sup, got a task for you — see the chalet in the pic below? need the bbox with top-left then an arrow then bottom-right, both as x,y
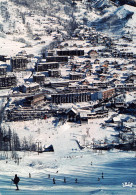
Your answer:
127,52 -> 134,58
42,50 -> 55,58
0,73 -> 16,88
36,62 -> 59,72
88,107 -> 108,119
17,50 -> 27,57
114,94 -> 126,108
88,50 -> 98,59
112,61 -> 118,66
94,59 -> 100,64
21,83 -> 39,93
71,63 -> 81,71
94,106 -> 108,114
69,73 -> 84,80
129,74 -> 136,80
46,56 -> 68,63
103,60 -> 109,65
48,69 -> 61,77
113,73 -> 119,79
119,52 -> 134,59
112,116 -> 122,125
65,107 -> 80,122
85,69 -> 91,76
51,92 -> 90,104
23,93 -> 45,107
85,60 -> 92,66
0,55 -> 7,62
33,73 -> 45,84
0,66 -> 7,75
80,112 -> 88,124
47,50 -> 55,56
81,79 -> 90,85
112,51 -> 119,58
100,75 -> 107,82
57,50 -> 84,56
10,56 -> 28,71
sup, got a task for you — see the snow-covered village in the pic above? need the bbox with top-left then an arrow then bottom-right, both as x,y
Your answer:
0,0 -> 136,194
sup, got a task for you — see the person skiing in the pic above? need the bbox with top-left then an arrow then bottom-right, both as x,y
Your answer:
64,177 -> 66,183
53,177 -> 55,184
48,174 -> 50,179
12,174 -> 20,190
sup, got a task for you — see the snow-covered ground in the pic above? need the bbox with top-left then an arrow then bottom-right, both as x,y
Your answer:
0,146 -> 136,194
0,117 -> 136,194
2,114 -> 116,148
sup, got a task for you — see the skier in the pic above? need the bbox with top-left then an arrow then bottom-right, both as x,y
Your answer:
64,177 -> 66,183
12,174 -> 20,190
53,177 -> 56,184
102,172 -> 104,179
48,174 -> 50,179
29,173 -> 31,178
75,178 -> 77,183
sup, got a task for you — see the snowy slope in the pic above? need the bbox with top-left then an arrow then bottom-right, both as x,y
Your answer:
84,1 -> 136,36
72,0 -> 136,37
0,0 -> 74,56
0,0 -> 135,50
1,112 -> 136,193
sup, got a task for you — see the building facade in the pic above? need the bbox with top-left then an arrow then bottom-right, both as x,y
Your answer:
102,88 -> 115,100
48,69 -> 61,77
57,50 -> 84,56
46,56 -> 68,63
33,74 -> 45,84
0,66 -> 7,76
69,73 -> 83,80
0,74 -> 16,88
11,56 -> 28,71
36,62 -> 59,72
24,93 -> 45,106
21,83 -> 40,93
52,92 -> 90,104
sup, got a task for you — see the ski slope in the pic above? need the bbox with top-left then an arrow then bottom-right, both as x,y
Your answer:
0,118 -> 136,194
0,150 -> 136,194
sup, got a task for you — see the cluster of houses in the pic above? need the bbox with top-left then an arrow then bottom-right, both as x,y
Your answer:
0,24 -> 135,125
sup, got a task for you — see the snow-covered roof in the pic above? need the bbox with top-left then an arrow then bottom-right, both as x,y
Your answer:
65,107 -> 78,114
23,82 -> 39,88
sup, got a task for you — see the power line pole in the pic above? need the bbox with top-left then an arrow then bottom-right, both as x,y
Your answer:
36,141 -> 41,155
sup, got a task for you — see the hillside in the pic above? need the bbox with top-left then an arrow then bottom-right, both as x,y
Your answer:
0,0 -> 135,53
